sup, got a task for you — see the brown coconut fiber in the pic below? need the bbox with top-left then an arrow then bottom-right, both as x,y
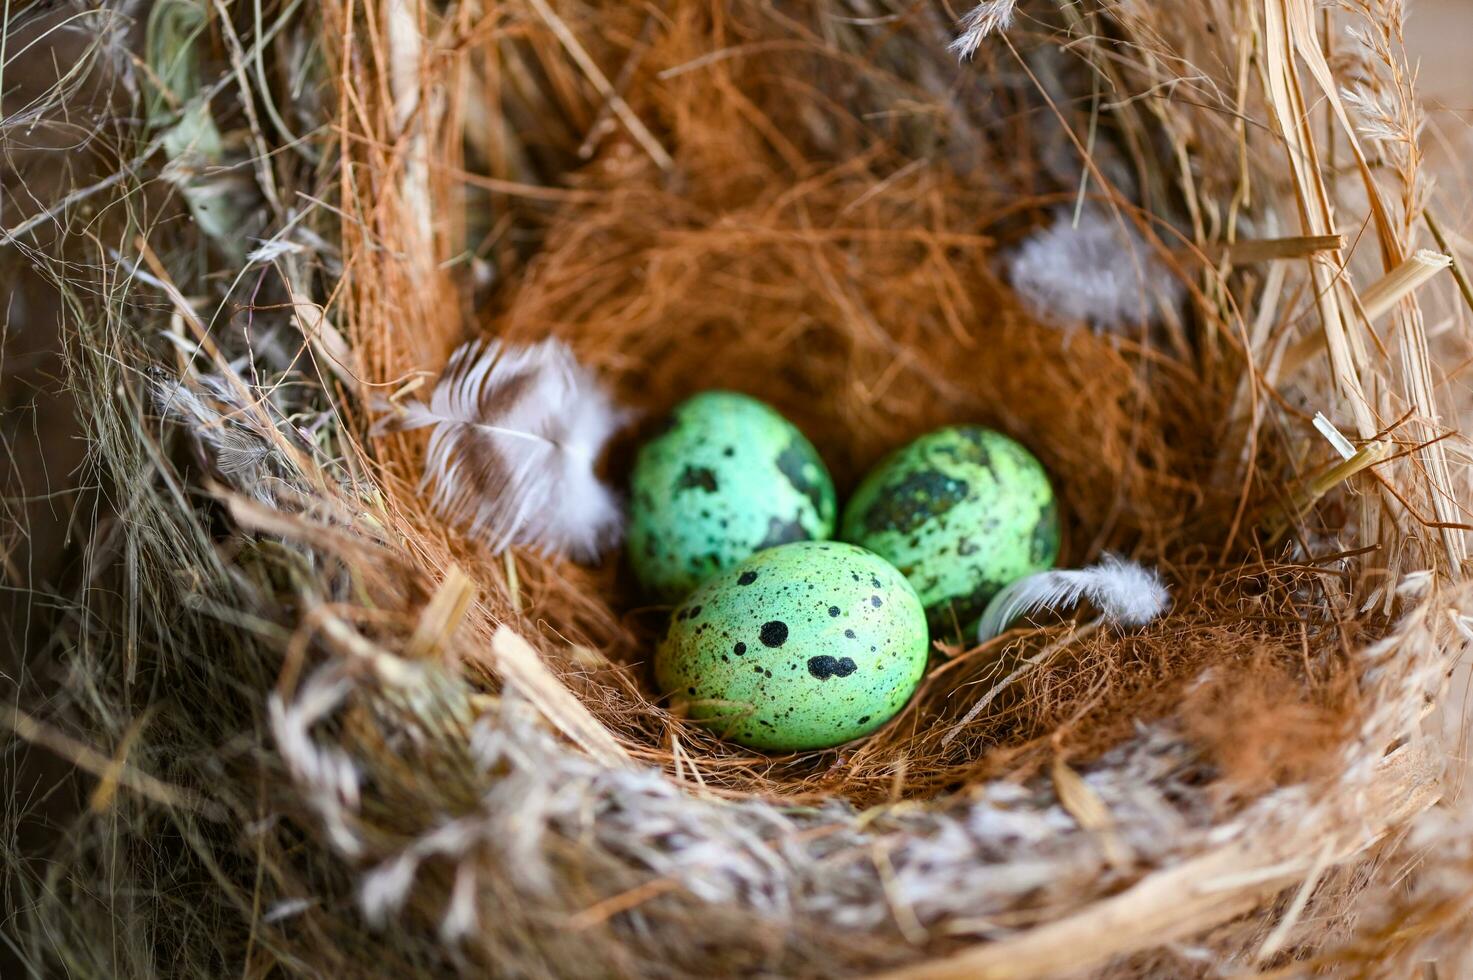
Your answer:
4,0 -> 1473,977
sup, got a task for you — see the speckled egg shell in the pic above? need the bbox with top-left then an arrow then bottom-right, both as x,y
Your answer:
655,542 -> 929,752
628,391 -> 837,603
840,426 -> 1059,638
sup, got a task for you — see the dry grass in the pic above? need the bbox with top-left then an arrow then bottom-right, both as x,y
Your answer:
3,0 -> 1472,977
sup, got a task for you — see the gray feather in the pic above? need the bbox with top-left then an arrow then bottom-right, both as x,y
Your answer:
1007,207 -> 1183,332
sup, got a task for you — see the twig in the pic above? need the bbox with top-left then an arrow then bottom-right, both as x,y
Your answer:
1425,211 -> 1473,319
1263,440 -> 1394,544
482,627 -> 632,768
526,0 -> 673,171
577,15 -> 655,160
1357,249 -> 1451,322
405,565 -> 476,659
1198,233 -> 1344,265
1277,250 -> 1449,380
1052,756 -> 1130,870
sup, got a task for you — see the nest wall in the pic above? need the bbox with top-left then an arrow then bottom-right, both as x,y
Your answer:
4,0 -> 1473,978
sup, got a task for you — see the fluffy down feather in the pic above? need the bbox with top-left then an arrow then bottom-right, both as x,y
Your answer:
382,339 -> 628,560
977,554 -> 1169,642
1007,207 -> 1183,332
948,1 -> 1019,59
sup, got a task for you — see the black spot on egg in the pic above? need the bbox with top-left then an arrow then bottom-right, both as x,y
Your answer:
759,621 -> 789,647
844,629 -> 856,639
871,595 -> 883,607
807,655 -> 858,679
675,465 -> 719,493
734,642 -> 746,655
828,606 -> 841,617
738,571 -> 758,586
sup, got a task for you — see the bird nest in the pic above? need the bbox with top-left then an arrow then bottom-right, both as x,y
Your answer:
7,0 -> 1473,977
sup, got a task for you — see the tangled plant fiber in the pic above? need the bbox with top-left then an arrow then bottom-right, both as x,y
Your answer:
3,0 -> 1472,978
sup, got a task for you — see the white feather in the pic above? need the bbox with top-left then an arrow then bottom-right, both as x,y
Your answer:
1007,206 -> 1183,332
383,339 -> 628,560
977,554 -> 1170,642
949,1 -> 1019,59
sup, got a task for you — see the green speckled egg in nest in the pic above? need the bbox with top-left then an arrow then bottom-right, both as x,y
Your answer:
628,391 -> 837,603
655,542 -> 929,752
840,426 -> 1059,638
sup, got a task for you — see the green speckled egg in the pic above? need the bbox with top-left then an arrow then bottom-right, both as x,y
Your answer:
840,426 -> 1059,638
628,391 -> 837,603
655,542 -> 928,751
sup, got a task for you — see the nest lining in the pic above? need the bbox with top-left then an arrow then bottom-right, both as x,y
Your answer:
5,0 -> 1471,977
364,1 -> 1361,806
